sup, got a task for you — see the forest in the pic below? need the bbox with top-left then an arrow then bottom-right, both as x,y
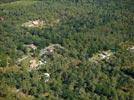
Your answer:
0,0 -> 134,100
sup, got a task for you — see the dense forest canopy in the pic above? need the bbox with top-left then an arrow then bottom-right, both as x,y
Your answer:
0,0 -> 134,100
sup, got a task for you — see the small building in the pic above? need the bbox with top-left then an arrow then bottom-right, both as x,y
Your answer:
40,46 -> 55,56
24,44 -> 37,53
44,73 -> 50,82
89,50 -> 113,62
39,44 -> 65,57
27,44 -> 37,50
32,20 -> 39,25
99,51 -> 113,60
44,61 -> 47,64
38,61 -> 44,66
22,20 -> 44,28
47,47 -> 54,53
129,46 -> 134,53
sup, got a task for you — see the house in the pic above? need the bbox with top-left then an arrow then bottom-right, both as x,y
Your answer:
129,46 -> 134,53
32,20 -> 39,25
44,73 -> 50,82
39,60 -> 47,65
38,61 -> 44,66
47,47 -> 54,53
32,20 -> 44,26
99,51 -> 113,60
22,20 -> 44,28
40,44 -> 65,56
89,50 -> 113,62
25,44 -> 37,50
40,46 -> 55,56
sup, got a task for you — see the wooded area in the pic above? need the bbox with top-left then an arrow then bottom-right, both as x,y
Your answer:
0,0 -> 134,100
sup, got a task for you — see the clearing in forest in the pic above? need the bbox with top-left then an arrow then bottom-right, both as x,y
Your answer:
22,19 -> 60,28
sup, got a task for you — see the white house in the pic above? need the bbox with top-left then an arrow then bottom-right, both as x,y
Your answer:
44,73 -> 50,82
